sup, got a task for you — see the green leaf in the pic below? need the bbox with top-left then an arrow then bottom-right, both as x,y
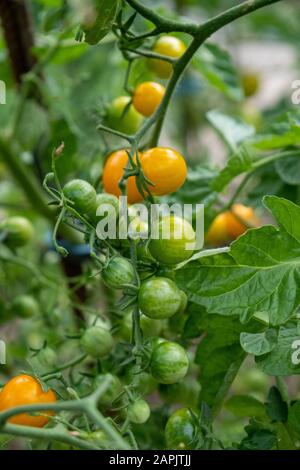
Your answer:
193,43 -> 243,101
33,41 -> 88,65
251,116 -> 300,150
189,309 -> 261,410
288,401 -> 300,437
264,195 -> 300,244
225,395 -> 266,419
82,0 -> 120,45
275,153 -> 300,185
211,145 -> 255,192
245,164 -> 298,208
182,303 -> 207,340
16,100 -> 50,151
207,110 -> 255,151
239,420 -> 277,450
35,0 -> 61,5
240,329 -> 278,356
169,166 -> 218,205
265,386 -> 288,422
256,322 -> 300,375
176,196 -> 300,326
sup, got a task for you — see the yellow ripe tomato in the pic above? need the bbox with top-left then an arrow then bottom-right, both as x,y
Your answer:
133,82 -> 166,117
142,147 -> 187,196
227,203 -> 260,239
206,204 -> 260,246
102,149 -> 143,204
0,374 -> 56,427
205,212 -> 231,246
149,36 -> 186,79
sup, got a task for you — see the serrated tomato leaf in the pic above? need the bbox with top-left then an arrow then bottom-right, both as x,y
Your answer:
240,329 -> 278,356
176,196 -> 300,326
256,322 -> 300,375
191,311 -> 261,410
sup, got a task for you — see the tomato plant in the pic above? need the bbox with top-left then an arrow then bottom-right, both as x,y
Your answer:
1,0 -> 299,455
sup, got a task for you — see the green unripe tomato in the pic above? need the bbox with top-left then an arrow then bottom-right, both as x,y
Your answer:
159,377 -> 201,407
151,341 -> 189,384
95,373 -> 123,407
138,277 -> 182,320
178,290 -> 188,314
90,193 -> 119,225
11,295 -> 39,318
167,290 -> 188,334
242,72 -> 260,97
106,96 -> 143,135
0,216 -> 34,248
81,430 -> 111,448
36,347 -> 57,368
119,311 -> 163,342
149,215 -> 196,265
165,408 -> 199,450
101,256 -> 135,289
80,326 -> 114,358
63,179 -> 97,214
128,399 -> 151,424
125,369 -> 157,395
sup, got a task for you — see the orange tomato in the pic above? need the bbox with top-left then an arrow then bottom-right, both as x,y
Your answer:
102,150 -> 143,204
227,203 -> 260,239
142,147 -> 187,196
205,212 -> 231,246
0,374 -> 56,427
206,204 -> 260,246
149,36 -> 186,79
133,82 -> 165,117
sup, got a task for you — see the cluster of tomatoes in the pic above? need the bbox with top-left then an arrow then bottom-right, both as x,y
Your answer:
0,34 -> 260,450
